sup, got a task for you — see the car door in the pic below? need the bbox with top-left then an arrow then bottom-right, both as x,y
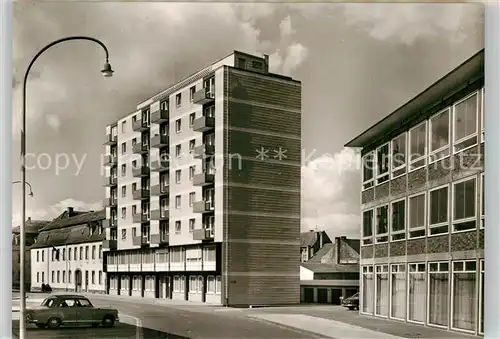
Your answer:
58,298 -> 78,325
75,298 -> 94,324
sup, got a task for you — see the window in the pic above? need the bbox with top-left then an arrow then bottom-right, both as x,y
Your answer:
390,264 -> 405,320
252,60 -> 263,69
175,170 -> 181,183
451,260 -> 477,332
375,205 -> 388,243
428,262 -> 449,327
37,272 -> 39,283
121,186 -> 126,197
173,276 -> 181,292
132,183 -> 137,192
479,259 -> 484,334
57,271 -> 60,283
429,185 -> 449,236
132,228 -> 137,237
189,139 -> 196,153
362,266 -> 374,314
408,193 -> 426,238
453,92 -> 478,153
216,276 -> 221,294
362,152 -> 374,190
375,143 -> 389,184
121,121 -> 126,133
189,218 -> 195,232
175,144 -> 181,158
85,246 -> 89,260
92,245 -> 96,259
132,138 -> 137,147
176,93 -> 182,107
79,247 -> 83,260
452,177 -> 476,232
189,192 -> 196,207
375,265 -> 389,317
73,248 -> 77,260
429,108 -> 450,162
189,113 -> 196,127
362,210 -> 373,245
160,99 -> 168,111
68,248 -> 72,261
62,249 -> 65,261
99,271 -> 103,285
189,86 -> 196,102
480,173 -> 484,229
189,276 -> 198,291
480,87 -> 484,143
99,245 -> 102,259
37,251 -> 39,262
121,207 -> 126,219
408,263 -> 426,324
121,229 -> 126,240
238,57 -> 246,67
121,142 -> 126,155
175,195 -> 181,209
409,122 -> 427,170
175,221 -> 181,233
175,119 -> 181,133
132,205 -> 137,215
121,164 -> 126,177
207,276 -> 215,293
42,272 -> 45,283
390,199 -> 405,241
189,166 -> 195,180
92,271 -> 95,284
391,133 -> 406,178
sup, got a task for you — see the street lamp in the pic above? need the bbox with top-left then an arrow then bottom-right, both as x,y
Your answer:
19,36 -> 113,339
12,180 -> 34,197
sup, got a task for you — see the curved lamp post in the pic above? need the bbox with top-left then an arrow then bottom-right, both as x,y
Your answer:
12,180 -> 34,197
19,36 -> 113,339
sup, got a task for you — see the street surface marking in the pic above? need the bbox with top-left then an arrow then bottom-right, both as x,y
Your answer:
248,314 -> 407,339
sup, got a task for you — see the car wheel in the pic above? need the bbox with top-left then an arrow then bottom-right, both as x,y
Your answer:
35,324 -> 46,329
46,317 -> 61,329
102,316 -> 115,328
347,306 -> 354,311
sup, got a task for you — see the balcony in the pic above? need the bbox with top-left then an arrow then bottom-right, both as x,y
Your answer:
151,160 -> 169,172
102,219 -> 118,229
132,120 -> 149,132
193,228 -> 214,241
103,197 -> 117,208
132,235 -> 149,246
103,155 -> 117,167
103,176 -> 117,187
104,134 -> 117,146
132,166 -> 150,178
192,200 -> 214,214
193,172 -> 215,186
151,134 -> 169,148
132,213 -> 150,224
151,109 -> 168,124
133,143 -> 149,154
193,88 -> 215,105
151,233 -> 169,245
151,184 -> 169,196
102,239 -> 117,250
192,116 -> 215,133
193,144 -> 215,159
151,209 -> 169,221
132,188 -> 150,200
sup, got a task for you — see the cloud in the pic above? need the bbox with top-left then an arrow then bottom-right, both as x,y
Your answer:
301,148 -> 361,237
12,198 -> 102,227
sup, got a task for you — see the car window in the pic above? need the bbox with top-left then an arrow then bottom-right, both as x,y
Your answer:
41,298 -> 56,308
60,299 -> 76,307
76,298 -> 92,307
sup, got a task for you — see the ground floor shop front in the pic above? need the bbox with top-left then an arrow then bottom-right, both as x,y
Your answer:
361,258 -> 484,336
106,272 -> 222,304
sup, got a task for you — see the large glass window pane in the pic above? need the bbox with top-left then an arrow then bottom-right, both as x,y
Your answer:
390,265 -> 406,319
430,109 -> 450,153
392,134 -> 406,171
362,267 -> 374,314
452,261 -> 476,332
408,264 -> 426,323
375,265 -> 389,317
409,123 -> 426,167
454,94 -> 478,142
428,262 -> 449,327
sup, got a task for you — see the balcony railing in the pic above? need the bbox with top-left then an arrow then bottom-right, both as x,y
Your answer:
151,184 -> 169,196
102,219 -> 118,228
193,88 -> 215,105
132,120 -> 149,132
193,144 -> 215,159
132,188 -> 150,200
103,176 -> 117,187
192,200 -> 214,213
193,172 -> 215,186
132,235 -> 149,246
104,134 -> 117,146
192,116 -> 215,132
151,160 -> 169,172
150,109 -> 169,124
151,209 -> 169,221
151,233 -> 169,245
151,134 -> 169,148
103,155 -> 117,167
132,143 -> 149,154
193,228 -> 214,241
103,197 -> 117,208
132,213 -> 150,224
102,239 -> 117,250
132,166 -> 150,177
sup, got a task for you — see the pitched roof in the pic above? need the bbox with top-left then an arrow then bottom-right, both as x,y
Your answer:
300,231 -> 319,247
40,210 -> 105,231
344,238 -> 360,255
306,243 -> 334,263
301,262 -> 359,273
12,219 -> 50,234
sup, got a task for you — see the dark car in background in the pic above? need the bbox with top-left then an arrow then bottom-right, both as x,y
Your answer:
340,292 -> 359,310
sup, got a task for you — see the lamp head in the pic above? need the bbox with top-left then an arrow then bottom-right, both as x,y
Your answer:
101,62 -> 114,77
28,191 -> 34,198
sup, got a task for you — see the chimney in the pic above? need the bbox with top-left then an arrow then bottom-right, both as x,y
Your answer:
67,207 -> 74,216
263,54 -> 269,71
335,237 -> 341,264
319,231 -> 324,248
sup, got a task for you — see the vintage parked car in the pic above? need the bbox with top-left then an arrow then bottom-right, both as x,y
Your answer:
25,294 -> 119,329
340,292 -> 359,310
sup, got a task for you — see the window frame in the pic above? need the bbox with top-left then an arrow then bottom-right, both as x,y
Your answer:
480,87 -> 484,143
361,209 -> 374,246
360,265 -> 374,315
175,93 -> 182,107
479,259 -> 484,335
426,261 -> 450,329
175,221 -> 181,233
480,172 -> 484,229
375,142 -> 390,185
450,260 -> 477,333
175,170 -> 181,184
390,198 -> 406,242
428,108 -> 451,163
427,184 -> 450,237
391,132 -> 407,179
175,118 -> 182,133
374,264 -> 389,318
406,262 -> 426,325
451,175 -> 477,233
375,204 -> 389,244
407,191 -> 426,239
452,90 -> 479,154
408,121 -> 427,172
389,264 -> 406,321
361,151 -> 374,190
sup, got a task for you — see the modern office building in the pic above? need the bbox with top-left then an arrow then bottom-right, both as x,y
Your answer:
345,49 -> 484,335
102,51 -> 302,306
30,208 -> 106,293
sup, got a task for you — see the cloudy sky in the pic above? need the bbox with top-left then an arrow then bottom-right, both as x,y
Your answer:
12,2 -> 483,238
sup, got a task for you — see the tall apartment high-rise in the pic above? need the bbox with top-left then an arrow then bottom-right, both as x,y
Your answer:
345,49 -> 484,336
102,51 -> 302,306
